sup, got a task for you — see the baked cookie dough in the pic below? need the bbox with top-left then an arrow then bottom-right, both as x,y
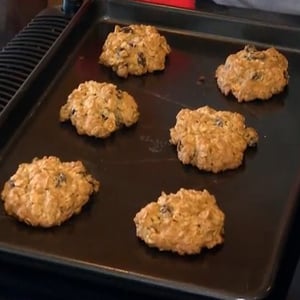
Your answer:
170,106 -> 258,173
215,45 -> 289,102
1,156 -> 100,227
99,24 -> 171,78
134,188 -> 225,255
60,81 -> 139,138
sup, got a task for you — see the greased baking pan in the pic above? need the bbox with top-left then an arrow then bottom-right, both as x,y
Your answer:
0,1 -> 300,299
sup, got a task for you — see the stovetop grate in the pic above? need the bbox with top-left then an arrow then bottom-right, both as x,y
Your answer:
0,14 -> 71,113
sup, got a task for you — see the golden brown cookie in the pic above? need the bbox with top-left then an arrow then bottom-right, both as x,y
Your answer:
99,24 -> 171,78
59,81 -> 139,138
170,106 -> 258,173
1,156 -> 100,227
215,45 -> 288,102
134,188 -> 225,255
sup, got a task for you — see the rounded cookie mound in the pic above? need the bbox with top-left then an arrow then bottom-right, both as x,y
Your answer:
215,45 -> 288,102
99,24 -> 171,78
1,156 -> 100,227
170,106 -> 258,173
134,188 -> 225,255
60,81 -> 139,138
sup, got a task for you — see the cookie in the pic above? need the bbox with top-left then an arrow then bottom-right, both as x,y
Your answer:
215,45 -> 288,102
169,106 -> 258,173
99,24 -> 171,78
1,156 -> 100,227
60,81 -> 139,138
134,188 -> 225,255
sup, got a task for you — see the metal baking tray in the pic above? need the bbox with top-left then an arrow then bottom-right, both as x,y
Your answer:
1,1 -> 300,299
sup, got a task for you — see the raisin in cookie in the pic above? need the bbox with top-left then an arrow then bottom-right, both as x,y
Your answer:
134,188 -> 225,255
170,106 -> 258,173
99,24 -> 171,78
1,156 -> 100,227
216,45 -> 288,102
60,81 -> 139,138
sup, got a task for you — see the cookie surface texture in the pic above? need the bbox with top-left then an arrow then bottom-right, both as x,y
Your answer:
1,156 -> 100,227
170,106 -> 258,173
134,188 -> 225,255
99,24 -> 171,78
60,81 -> 139,138
215,45 -> 288,102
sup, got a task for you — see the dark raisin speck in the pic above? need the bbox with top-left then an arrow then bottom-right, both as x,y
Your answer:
8,179 -> 15,188
137,52 -> 146,67
177,141 -> 183,152
120,26 -> 133,34
215,118 -> 223,127
56,173 -> 67,187
71,108 -> 76,115
101,113 -> 109,121
160,204 -> 172,216
128,42 -> 135,48
116,89 -> 123,99
79,171 -> 88,177
251,72 -> 263,81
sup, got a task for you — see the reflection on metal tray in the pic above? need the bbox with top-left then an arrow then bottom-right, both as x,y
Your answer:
0,1 -> 300,299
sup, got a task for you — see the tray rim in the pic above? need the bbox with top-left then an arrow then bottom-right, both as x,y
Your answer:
1,1 -> 300,299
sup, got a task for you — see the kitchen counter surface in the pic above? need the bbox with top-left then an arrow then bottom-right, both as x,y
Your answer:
0,1 -> 300,299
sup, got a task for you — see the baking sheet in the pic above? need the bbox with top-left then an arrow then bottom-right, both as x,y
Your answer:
1,1 -> 300,299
